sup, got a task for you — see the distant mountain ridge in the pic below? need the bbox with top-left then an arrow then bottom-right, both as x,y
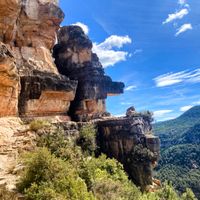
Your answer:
154,106 -> 200,199
153,106 -> 200,148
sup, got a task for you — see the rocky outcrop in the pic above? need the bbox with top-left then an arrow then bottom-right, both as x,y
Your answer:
19,70 -> 77,117
0,0 -> 160,194
53,26 -> 124,121
0,0 -> 78,117
96,111 -> 160,190
0,42 -> 19,116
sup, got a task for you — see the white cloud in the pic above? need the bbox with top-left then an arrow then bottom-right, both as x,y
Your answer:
114,113 -> 125,117
178,0 -> 189,7
97,35 -> 132,49
121,102 -> 132,105
178,0 -> 186,5
180,105 -> 193,112
93,35 -> 132,68
72,22 -> 89,35
133,49 -> 143,55
124,85 -> 137,91
175,23 -> 192,36
153,110 -> 173,118
156,116 -> 176,122
163,8 -> 189,24
154,68 -> 200,87
193,100 -> 200,105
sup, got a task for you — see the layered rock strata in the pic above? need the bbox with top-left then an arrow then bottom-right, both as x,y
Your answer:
0,0 -> 77,117
96,112 -> 160,190
0,42 -> 19,116
53,26 -> 124,121
19,70 -> 77,117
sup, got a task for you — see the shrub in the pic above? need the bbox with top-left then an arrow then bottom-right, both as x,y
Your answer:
36,126 -> 83,167
17,148 -> 94,200
29,120 -> 50,131
77,124 -> 97,155
131,144 -> 157,163
79,154 -> 141,200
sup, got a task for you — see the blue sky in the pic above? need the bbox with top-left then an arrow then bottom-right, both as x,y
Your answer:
60,0 -> 200,122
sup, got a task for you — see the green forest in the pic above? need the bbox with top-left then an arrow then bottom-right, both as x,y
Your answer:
154,106 -> 200,199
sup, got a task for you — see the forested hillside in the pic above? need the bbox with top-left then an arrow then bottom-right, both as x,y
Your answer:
154,106 -> 200,199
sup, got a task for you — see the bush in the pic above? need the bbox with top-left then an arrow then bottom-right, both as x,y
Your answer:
17,148 -> 94,200
131,144 -> 157,163
77,124 -> 97,155
36,126 -> 83,167
79,154 -> 141,200
29,120 -> 50,131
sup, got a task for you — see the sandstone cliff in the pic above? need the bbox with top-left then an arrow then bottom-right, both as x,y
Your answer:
0,0 -> 160,195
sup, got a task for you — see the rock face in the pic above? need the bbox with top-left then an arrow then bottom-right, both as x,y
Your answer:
96,112 -> 160,190
0,0 -> 78,117
0,42 -> 19,116
19,70 -> 77,117
53,26 -> 124,121
0,0 -> 160,193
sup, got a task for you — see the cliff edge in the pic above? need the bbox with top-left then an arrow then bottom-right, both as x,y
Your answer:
0,0 -> 160,195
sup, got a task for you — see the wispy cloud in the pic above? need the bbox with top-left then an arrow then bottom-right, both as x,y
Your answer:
72,22 -> 89,35
178,0 -> 186,5
154,68 -> 200,87
180,100 -> 200,112
193,100 -> 200,105
180,105 -> 193,112
178,0 -> 190,8
93,35 -> 132,68
163,8 -> 189,24
114,113 -> 125,117
124,85 -> 137,91
175,23 -> 192,36
157,116 -> 176,122
121,102 -> 132,106
133,49 -> 143,55
153,110 -> 173,118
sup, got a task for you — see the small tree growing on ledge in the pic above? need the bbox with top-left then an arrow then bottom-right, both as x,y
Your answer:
77,124 -> 97,156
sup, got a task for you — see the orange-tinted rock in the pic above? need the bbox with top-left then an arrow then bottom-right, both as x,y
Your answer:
0,0 -> 78,117
19,70 -> 77,117
0,42 -> 19,116
0,0 -> 21,44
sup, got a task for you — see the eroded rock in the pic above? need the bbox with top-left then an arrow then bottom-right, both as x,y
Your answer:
53,26 -> 124,121
96,113 -> 160,190
19,70 -> 77,117
0,42 -> 19,116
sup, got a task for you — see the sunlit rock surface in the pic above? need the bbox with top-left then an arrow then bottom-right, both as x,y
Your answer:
53,26 -> 124,121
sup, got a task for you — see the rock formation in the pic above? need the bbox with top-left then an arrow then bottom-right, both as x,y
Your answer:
0,42 -> 19,116
0,0 -> 160,193
96,111 -> 160,190
53,26 -> 124,121
0,0 -> 78,117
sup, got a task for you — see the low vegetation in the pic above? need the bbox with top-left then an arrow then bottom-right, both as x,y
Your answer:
17,124 -> 197,200
154,106 -> 200,198
29,120 -> 50,131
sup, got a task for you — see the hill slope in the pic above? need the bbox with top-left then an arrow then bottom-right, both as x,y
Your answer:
154,106 -> 200,199
153,106 -> 200,148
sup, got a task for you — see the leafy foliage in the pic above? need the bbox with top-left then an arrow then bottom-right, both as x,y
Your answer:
154,106 -> 200,199
77,124 -> 97,155
17,124 -> 197,200
17,148 -> 94,200
29,120 -> 50,132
